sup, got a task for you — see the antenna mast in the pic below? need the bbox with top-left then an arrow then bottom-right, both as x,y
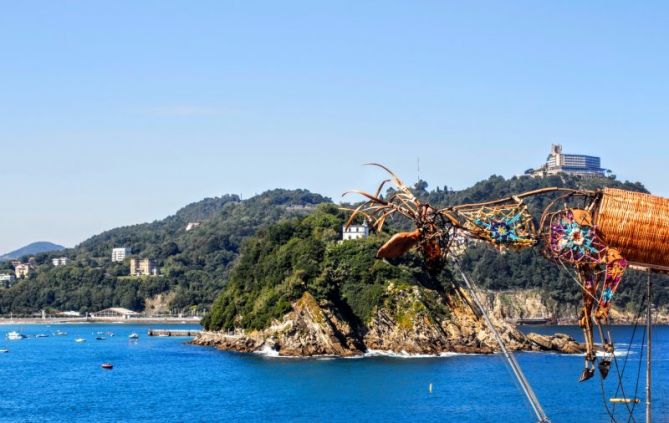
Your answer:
417,157 -> 420,182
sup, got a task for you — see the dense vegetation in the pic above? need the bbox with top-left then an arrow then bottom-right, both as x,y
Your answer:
1,171 -> 666,320
411,174 -> 668,315
205,173 -> 667,330
203,204 -> 441,331
0,190 -> 329,315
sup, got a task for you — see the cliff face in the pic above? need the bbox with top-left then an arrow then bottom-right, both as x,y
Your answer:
193,285 -> 584,357
481,289 -> 669,324
195,292 -> 364,356
362,283 -> 530,354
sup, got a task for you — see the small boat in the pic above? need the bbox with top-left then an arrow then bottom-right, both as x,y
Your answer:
128,332 -> 139,339
101,363 -> 113,370
7,331 -> 26,340
96,336 -> 106,341
75,338 -> 86,343
54,330 -> 68,336
35,334 -> 49,338
0,348 -> 8,353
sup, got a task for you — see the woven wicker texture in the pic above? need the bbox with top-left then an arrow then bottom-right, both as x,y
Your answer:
596,188 -> 669,268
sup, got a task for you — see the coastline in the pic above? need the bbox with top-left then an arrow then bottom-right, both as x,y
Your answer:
0,317 -> 202,325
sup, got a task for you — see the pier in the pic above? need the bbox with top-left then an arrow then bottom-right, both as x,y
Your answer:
147,329 -> 202,337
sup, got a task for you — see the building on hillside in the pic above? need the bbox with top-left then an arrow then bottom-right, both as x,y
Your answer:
52,257 -> 70,267
529,144 -> 606,178
129,258 -> 158,276
111,247 -> 132,262
185,222 -> 201,231
14,263 -> 31,279
286,204 -> 317,213
0,273 -> 16,288
342,223 -> 370,241
91,307 -> 141,320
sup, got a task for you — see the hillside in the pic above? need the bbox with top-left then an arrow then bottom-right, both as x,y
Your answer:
203,173 -> 668,332
0,242 -> 65,261
0,172 -> 666,319
198,204 -> 584,356
0,189 -> 329,315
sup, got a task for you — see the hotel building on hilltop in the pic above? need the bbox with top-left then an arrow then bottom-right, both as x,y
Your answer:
529,144 -> 606,178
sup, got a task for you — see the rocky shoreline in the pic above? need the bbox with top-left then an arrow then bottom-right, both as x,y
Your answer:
192,329 -> 585,357
192,286 -> 586,357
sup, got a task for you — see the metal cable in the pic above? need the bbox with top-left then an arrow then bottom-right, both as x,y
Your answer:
452,259 -> 550,423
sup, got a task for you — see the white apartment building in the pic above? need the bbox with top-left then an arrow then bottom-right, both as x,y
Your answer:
112,247 -> 132,262
0,273 -> 16,287
343,224 -> 370,241
52,257 -> 70,266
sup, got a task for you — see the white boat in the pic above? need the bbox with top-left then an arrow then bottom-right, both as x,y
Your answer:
7,331 -> 26,340
54,330 -> 68,336
75,338 -> 86,343
0,348 -> 8,353
36,334 -> 49,338
128,332 -> 139,339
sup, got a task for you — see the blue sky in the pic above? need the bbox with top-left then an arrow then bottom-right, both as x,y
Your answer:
1,1 -> 667,252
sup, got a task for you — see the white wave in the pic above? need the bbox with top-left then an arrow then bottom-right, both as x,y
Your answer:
559,350 -> 635,357
598,350 -> 634,357
253,344 -> 280,357
253,346 -> 341,359
363,349 -> 465,358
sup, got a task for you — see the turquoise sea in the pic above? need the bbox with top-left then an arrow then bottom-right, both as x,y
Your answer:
0,324 -> 667,422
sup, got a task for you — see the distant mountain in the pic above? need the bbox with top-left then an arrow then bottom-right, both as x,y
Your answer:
0,242 -> 65,261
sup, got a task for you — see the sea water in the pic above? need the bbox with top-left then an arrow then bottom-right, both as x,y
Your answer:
0,324 -> 667,422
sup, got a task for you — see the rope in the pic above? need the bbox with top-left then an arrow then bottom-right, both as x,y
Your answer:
553,260 -> 646,422
594,276 -> 647,422
599,372 -> 619,422
610,282 -> 647,418
626,324 -> 646,423
557,260 -> 600,303
452,259 -> 550,423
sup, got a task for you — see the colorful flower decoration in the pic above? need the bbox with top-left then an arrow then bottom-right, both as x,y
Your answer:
546,209 -> 605,265
596,249 -> 628,318
462,205 -> 535,249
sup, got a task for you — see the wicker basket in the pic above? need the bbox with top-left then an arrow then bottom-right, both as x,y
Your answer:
596,188 -> 669,269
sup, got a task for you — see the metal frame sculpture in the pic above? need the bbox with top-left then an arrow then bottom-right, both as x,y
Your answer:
345,164 -> 669,384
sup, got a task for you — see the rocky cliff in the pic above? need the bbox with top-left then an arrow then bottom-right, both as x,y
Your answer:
481,288 -> 669,324
193,285 -> 584,357
195,207 -> 590,357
